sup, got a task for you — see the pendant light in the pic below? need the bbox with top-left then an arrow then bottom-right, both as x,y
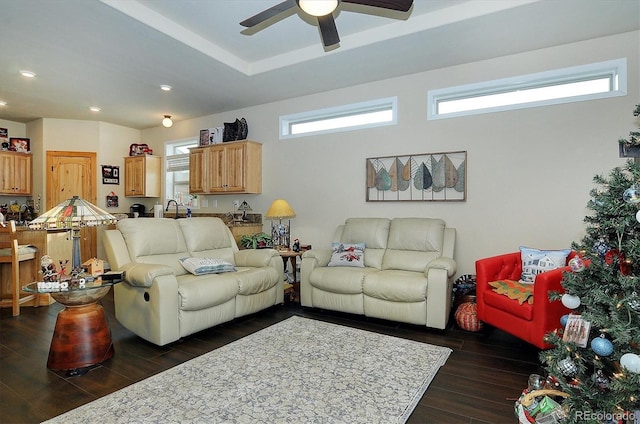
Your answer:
162,115 -> 173,128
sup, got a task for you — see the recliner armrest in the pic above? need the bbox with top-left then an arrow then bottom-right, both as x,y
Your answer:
234,248 -> 280,267
121,262 -> 175,288
425,257 -> 457,277
301,249 -> 332,267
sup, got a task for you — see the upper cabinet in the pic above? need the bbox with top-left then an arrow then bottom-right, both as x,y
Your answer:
189,140 -> 261,194
124,155 -> 161,197
0,151 -> 32,195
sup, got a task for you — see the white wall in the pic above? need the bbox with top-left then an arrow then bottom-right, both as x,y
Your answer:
3,31 -> 637,278
142,30 -> 640,277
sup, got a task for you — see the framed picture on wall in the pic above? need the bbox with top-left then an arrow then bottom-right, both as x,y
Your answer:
102,165 -> 120,184
366,150 -> 467,202
9,137 -> 30,153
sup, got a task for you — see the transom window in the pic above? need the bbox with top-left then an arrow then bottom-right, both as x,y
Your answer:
428,58 -> 627,119
280,97 -> 397,139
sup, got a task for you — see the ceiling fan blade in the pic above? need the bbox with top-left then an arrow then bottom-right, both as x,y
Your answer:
240,0 -> 297,27
318,14 -> 340,47
342,0 -> 413,12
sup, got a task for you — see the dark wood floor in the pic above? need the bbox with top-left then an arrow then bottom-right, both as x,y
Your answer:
1,292 -> 543,423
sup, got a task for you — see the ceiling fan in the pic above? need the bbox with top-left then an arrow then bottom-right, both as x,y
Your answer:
240,0 -> 414,48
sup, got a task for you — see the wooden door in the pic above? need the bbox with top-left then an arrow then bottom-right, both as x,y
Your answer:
207,146 -> 226,192
225,143 -> 246,192
46,151 -> 97,262
188,148 -> 206,194
0,152 -> 13,193
124,156 -> 143,196
14,153 -> 32,194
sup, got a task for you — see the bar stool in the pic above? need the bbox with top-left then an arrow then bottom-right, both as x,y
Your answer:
0,220 -> 38,316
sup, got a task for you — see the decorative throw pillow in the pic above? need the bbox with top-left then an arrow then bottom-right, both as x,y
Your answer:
519,246 -> 571,284
328,242 -> 365,267
489,280 -> 534,305
179,257 -> 236,275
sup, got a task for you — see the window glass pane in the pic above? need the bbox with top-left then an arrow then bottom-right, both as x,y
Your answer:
164,139 -> 198,207
428,58 -> 626,119
280,97 -> 397,139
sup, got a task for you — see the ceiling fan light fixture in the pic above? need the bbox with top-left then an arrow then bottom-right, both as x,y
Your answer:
162,115 -> 173,128
298,0 -> 338,16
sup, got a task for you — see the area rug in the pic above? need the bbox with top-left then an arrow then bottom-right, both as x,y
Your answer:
44,316 -> 451,424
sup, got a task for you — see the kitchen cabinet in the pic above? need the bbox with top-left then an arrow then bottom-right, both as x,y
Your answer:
124,155 -> 161,197
189,140 -> 261,194
0,151 -> 32,195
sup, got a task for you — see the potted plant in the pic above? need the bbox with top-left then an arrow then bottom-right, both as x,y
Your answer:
240,233 -> 272,249
618,104 -> 640,158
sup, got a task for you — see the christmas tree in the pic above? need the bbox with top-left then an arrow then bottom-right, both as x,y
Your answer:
539,105 -> 640,423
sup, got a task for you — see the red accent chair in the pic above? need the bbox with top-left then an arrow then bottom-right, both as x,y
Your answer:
475,251 -> 576,349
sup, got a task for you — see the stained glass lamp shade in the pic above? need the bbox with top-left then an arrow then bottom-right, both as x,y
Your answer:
29,196 -> 118,270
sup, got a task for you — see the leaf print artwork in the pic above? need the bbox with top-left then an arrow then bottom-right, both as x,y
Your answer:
366,151 -> 466,201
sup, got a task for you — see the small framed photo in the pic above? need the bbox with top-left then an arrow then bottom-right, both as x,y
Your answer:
9,137 -> 30,153
199,129 -> 211,147
562,314 -> 591,347
102,165 -> 120,185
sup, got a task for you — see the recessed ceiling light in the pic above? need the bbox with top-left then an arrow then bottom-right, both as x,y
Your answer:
90,106 -> 101,112
20,70 -> 36,78
0,101 -> 7,107
160,84 -> 172,91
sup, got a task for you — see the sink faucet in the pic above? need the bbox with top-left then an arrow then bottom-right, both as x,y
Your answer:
165,199 -> 179,219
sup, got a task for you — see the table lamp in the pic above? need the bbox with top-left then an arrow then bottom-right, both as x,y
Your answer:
237,200 -> 252,221
29,196 -> 118,270
265,199 -> 295,250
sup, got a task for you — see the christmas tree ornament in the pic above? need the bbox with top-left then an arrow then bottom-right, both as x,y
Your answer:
590,370 -> 609,390
620,353 -> 640,373
558,358 -> 578,376
561,293 -> 581,309
622,185 -> 640,204
629,292 -> 640,313
593,239 -> 610,257
636,209 -> 640,223
568,256 -> 586,272
590,335 -> 614,356
560,314 -> 569,327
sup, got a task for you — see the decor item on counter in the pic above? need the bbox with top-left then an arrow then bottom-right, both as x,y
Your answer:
41,316 -> 451,424
240,232 -> 272,249
29,196 -> 118,271
223,118 -> 248,142
128,143 -> 152,156
237,200 -> 252,221
0,128 -> 7,149
200,127 -> 223,146
366,150 -> 466,202
162,115 -> 173,128
9,137 -> 30,153
82,258 -> 104,277
101,165 -> 119,184
265,199 -> 295,250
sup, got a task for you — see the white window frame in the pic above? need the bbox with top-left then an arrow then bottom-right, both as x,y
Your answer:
164,138 -> 198,208
279,96 -> 398,139
427,58 -> 627,120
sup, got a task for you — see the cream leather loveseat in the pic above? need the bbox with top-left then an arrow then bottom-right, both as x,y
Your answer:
300,217 -> 456,329
103,217 -> 283,346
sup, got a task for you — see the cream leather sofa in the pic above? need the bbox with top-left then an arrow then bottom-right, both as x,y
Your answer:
300,217 -> 456,329
103,217 -> 283,346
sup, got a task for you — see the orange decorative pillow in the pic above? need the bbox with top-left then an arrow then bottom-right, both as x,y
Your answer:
488,280 -> 534,304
